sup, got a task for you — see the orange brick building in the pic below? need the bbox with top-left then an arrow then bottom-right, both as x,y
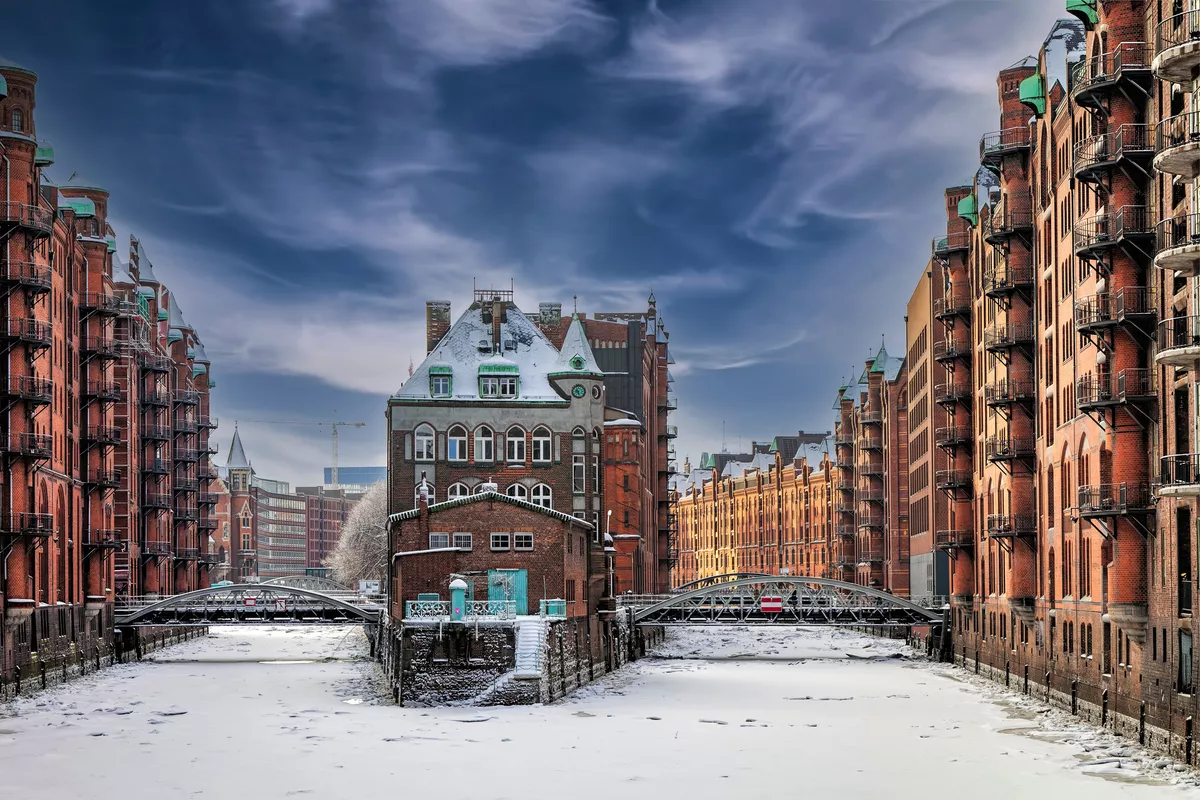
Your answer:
0,59 -> 218,684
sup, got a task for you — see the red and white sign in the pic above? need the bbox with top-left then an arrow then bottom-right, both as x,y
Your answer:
275,599 -> 287,612
243,597 -> 257,608
760,596 -> 783,614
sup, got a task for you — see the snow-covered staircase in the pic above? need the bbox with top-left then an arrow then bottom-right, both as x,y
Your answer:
514,617 -> 547,679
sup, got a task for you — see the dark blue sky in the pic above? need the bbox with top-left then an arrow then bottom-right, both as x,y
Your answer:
2,0 -> 1064,484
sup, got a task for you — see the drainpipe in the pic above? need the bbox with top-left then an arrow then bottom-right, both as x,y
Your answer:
1,142 -> 10,601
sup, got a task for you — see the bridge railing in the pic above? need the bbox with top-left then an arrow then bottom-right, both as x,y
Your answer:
404,599 -> 519,620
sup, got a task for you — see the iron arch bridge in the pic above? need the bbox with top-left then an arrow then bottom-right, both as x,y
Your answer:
114,584 -> 382,627
260,575 -> 354,593
671,572 -> 774,593
627,577 -> 942,626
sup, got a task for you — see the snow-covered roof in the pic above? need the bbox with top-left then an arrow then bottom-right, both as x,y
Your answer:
387,490 -> 595,530
392,301 -> 585,404
604,418 -> 642,428
168,295 -> 191,331
226,428 -> 250,470
136,240 -> 160,284
720,451 -> 775,479
670,468 -> 712,497
111,253 -> 134,286
193,341 -> 210,364
551,315 -> 603,378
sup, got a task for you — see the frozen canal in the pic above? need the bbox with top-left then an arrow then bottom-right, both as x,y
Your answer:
4,626 -> 1200,799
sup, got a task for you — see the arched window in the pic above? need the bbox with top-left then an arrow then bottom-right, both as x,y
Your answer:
414,424 -> 435,461
507,483 -> 529,500
572,427 -> 586,494
11,109 -> 23,133
474,483 -> 493,495
475,426 -> 493,463
447,482 -> 470,499
531,483 -> 552,509
506,426 -> 526,463
414,483 -> 435,505
531,426 -> 552,463
447,425 -> 468,461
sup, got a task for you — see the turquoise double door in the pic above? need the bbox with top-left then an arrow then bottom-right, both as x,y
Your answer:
487,568 -> 529,615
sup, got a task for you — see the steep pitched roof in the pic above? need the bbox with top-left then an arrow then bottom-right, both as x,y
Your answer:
550,314 -> 603,377
387,490 -> 594,530
869,342 -> 889,373
392,301 -> 570,403
168,295 -> 191,331
226,428 -> 250,470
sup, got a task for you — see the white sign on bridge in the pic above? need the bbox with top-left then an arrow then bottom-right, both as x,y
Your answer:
760,596 -> 783,614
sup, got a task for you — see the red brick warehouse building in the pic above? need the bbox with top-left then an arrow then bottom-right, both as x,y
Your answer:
0,58 -> 219,685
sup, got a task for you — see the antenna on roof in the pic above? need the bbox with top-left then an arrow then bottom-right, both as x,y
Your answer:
722,420 -> 726,453
573,294 -> 578,314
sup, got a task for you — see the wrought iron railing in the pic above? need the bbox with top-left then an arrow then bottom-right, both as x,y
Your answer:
1156,12 -> 1200,67
983,322 -> 1035,350
1074,124 -> 1152,174
1073,206 -> 1151,254
1160,453 -> 1200,490
985,436 -> 1036,461
983,263 -> 1034,295
1156,112 -> 1200,165
1156,213 -> 1200,260
935,529 -> 973,549
1077,483 -> 1153,515
0,260 -> 52,289
932,232 -> 970,256
1072,42 -> 1149,93
986,514 -> 1036,538
979,127 -> 1031,162
935,427 -> 971,447
1158,315 -> 1200,353
0,202 -> 54,233
933,296 -> 971,318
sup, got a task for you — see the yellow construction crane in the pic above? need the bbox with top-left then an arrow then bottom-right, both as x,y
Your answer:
236,416 -> 366,488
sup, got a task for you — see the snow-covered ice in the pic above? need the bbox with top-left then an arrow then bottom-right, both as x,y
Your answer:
2,625 -> 1200,799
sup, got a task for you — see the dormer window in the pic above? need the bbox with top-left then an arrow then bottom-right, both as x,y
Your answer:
479,363 -> 519,399
429,366 -> 453,398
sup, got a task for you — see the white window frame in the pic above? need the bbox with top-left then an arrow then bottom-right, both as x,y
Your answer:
430,374 -> 451,397
414,424 -> 435,462
447,483 -> 470,499
514,532 -> 534,551
507,483 -> 529,501
506,427 -> 526,463
429,532 -> 450,549
453,532 -> 473,551
490,532 -> 511,551
498,377 -> 518,397
447,425 -> 468,462
573,455 -> 585,494
475,426 -> 494,462
480,376 -> 500,398
531,427 -> 552,463
414,484 -> 435,505
531,483 -> 552,509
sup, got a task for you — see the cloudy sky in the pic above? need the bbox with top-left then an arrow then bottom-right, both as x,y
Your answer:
3,0 -> 1066,485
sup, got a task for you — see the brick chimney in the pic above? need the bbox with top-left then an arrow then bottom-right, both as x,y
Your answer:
425,301 -> 451,354
492,296 -> 504,353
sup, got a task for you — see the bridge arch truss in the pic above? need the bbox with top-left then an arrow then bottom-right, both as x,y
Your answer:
115,584 -> 381,627
632,577 -> 942,626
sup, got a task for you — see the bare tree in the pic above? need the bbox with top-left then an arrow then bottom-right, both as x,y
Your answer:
328,482 -> 388,586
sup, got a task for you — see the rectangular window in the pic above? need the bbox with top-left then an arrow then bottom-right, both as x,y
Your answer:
573,455 -> 585,493
499,377 -> 517,397
429,532 -> 450,549
592,456 -> 599,491
453,532 -> 473,551
430,375 -> 451,397
490,532 -> 510,551
565,580 -> 576,602
514,533 -> 533,551
480,377 -> 499,397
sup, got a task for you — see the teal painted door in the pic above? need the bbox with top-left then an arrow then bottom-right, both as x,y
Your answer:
487,569 -> 529,615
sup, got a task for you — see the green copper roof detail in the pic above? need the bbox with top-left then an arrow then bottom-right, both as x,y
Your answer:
186,346 -> 196,359
192,364 -> 207,377
58,195 -> 96,218
208,379 -> 217,388
157,307 -> 168,321
34,143 -> 53,167
0,74 -> 7,98
870,342 -> 890,373
167,328 -> 183,344
105,234 -> 116,253
1019,73 -> 1045,116
1065,0 -> 1097,28
957,193 -> 978,227
428,365 -> 453,374
479,363 -> 519,374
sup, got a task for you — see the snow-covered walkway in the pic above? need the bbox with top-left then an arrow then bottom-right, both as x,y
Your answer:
2,625 -> 1199,799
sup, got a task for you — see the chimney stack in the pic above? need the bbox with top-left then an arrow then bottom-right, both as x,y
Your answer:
492,296 -> 504,353
425,301 -> 451,354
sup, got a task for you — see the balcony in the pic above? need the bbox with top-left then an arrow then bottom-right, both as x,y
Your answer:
84,379 -> 122,402
198,416 -> 219,430
82,336 -> 120,360
857,514 -> 884,530
199,465 -> 219,481
985,436 -> 1035,464
859,410 -> 883,425
979,127 -> 1031,172
664,424 -> 678,439
835,525 -> 856,538
83,530 -> 123,552
1074,287 -> 1156,335
933,296 -> 971,322
174,478 -> 199,493
141,389 -> 170,407
834,433 -> 855,446
1078,483 -> 1154,518
859,437 -> 882,451
140,353 -> 173,372
983,322 -> 1035,354
199,517 -> 219,531
174,417 -> 198,434
1074,125 -> 1154,184
934,382 -> 972,407
987,514 -> 1036,540
982,207 -> 1034,248
79,292 -> 122,316
1070,43 -> 1151,109
174,390 -> 200,406
1076,369 -> 1155,413
835,553 -> 857,569
141,424 -> 171,441
935,470 -> 973,492
174,448 -> 200,462
1154,214 -> 1200,276
0,202 -> 54,237
1155,113 -> 1200,179
0,512 -> 54,537
142,459 -> 170,475
984,379 -> 1036,410
85,469 -> 122,489
5,375 -> 53,405
143,493 -> 171,510
1161,454 -> 1200,497
1157,315 -> 1200,368
173,548 -> 200,561
2,432 -> 52,459
0,261 -> 52,293
84,425 -> 122,446
1073,206 -> 1152,261
932,337 -> 972,364
858,463 -> 883,477
198,492 -> 220,506
2,318 -> 52,348
835,500 -> 855,514
935,426 -> 972,449
141,539 -> 171,556
1154,11 -> 1200,84
932,232 -> 970,258
859,489 -> 885,504
983,263 -> 1034,299
199,552 -> 221,566
935,529 -> 974,550
174,506 -> 199,521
